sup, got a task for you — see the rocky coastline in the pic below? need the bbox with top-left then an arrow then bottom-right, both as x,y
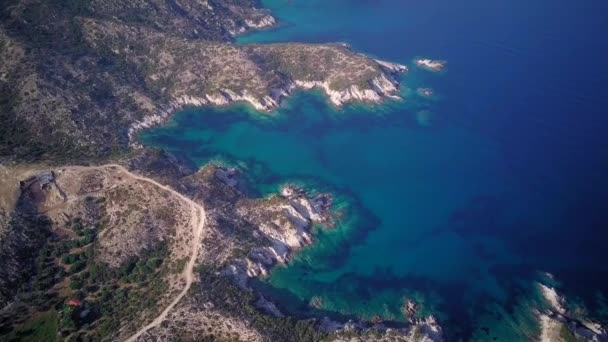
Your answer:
536,281 -> 607,342
229,13 -> 277,36
196,165 -> 445,341
127,58 -> 408,147
223,181 -> 334,285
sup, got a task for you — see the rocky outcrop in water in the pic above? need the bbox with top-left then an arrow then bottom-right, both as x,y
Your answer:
222,183 -> 333,286
537,281 -> 608,342
320,314 -> 444,342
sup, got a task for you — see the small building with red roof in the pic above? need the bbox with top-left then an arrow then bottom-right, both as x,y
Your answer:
67,298 -> 82,307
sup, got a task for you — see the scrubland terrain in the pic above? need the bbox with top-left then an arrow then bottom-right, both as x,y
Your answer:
0,0 -> 405,163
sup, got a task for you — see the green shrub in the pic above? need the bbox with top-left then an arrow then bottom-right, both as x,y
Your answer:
70,260 -> 87,274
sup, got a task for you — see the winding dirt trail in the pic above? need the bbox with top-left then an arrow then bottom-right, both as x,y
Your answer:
70,164 -> 206,342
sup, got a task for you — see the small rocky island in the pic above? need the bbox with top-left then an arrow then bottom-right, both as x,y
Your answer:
415,59 -> 447,72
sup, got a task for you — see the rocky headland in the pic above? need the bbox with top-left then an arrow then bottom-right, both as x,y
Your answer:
175,159 -> 444,341
0,0 -> 407,162
536,281 -> 607,342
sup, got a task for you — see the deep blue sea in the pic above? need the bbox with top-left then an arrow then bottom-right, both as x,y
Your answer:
142,0 -> 608,339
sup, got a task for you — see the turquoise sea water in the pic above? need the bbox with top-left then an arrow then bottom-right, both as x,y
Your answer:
142,0 -> 608,339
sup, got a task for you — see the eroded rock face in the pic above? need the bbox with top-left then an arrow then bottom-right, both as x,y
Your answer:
108,37 -> 409,145
227,182 -> 334,286
168,164 -> 335,286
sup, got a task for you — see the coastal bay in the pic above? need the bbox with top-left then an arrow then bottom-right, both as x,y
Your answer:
4,0 -> 606,340
142,0 -> 608,340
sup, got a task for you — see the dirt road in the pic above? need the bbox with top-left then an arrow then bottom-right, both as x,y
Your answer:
68,164 -> 206,342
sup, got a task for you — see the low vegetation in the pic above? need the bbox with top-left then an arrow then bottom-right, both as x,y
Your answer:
0,215 -> 172,341
1,310 -> 58,342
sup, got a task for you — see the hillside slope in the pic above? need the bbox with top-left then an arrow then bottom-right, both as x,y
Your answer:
0,0 -> 405,162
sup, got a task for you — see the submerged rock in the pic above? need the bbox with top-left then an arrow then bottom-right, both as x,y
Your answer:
309,296 -> 324,309
417,87 -> 434,98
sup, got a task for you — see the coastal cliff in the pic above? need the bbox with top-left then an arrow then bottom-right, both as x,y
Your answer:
126,56 -> 406,146
226,183 -> 333,282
